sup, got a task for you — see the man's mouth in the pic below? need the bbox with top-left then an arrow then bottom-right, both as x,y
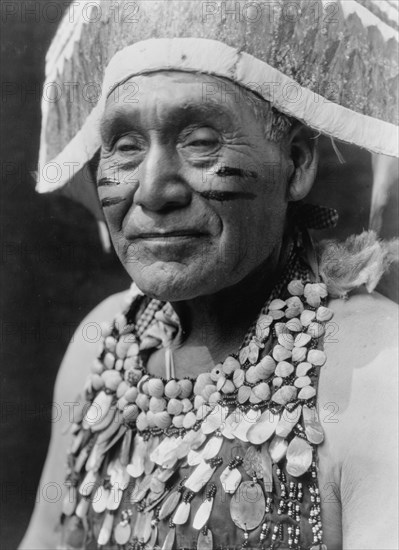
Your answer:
134,230 -> 206,240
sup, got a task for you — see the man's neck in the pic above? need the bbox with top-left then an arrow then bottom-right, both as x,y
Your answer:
170,239 -> 291,367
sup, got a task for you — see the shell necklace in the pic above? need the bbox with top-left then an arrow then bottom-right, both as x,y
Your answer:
62,254 -> 331,550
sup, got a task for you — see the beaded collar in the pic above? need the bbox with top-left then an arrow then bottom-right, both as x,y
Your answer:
60,247 -> 331,550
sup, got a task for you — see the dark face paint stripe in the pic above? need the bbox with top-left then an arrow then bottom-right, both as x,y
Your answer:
101,197 -> 127,207
216,166 -> 258,179
97,177 -> 123,187
199,190 -> 256,201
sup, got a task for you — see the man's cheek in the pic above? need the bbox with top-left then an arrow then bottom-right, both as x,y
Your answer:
98,157 -> 140,181
114,239 -> 146,271
211,225 -> 244,269
123,243 -> 142,266
104,229 -> 132,262
103,203 -> 128,234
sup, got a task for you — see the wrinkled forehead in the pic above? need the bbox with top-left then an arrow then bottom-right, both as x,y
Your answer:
108,70 -> 220,97
106,70 -> 255,107
101,71 -> 263,132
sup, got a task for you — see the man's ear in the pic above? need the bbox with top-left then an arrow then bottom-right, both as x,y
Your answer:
287,124 -> 319,202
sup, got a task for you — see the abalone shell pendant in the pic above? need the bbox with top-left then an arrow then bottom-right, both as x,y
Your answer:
197,528 -> 214,550
286,436 -> 313,477
185,460 -> 220,493
161,526 -> 176,550
158,489 -> 182,520
172,500 -> 191,525
92,485 -> 109,514
230,480 -> 266,531
220,465 -> 242,494
114,520 -> 131,545
193,497 -> 214,530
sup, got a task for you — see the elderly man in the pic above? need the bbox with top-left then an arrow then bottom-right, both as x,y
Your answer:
21,2 -> 398,549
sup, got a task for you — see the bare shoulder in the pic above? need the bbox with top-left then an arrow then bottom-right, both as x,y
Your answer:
318,291 -> 398,549
319,290 -> 398,414
54,290 -> 130,403
19,290 -> 130,549
327,289 -> 398,345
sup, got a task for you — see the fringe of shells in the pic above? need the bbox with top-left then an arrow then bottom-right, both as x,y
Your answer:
62,279 -> 331,550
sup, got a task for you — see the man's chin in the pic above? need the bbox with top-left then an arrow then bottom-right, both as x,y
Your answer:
127,263 -> 218,302
133,280 -> 195,303
126,263 -> 192,302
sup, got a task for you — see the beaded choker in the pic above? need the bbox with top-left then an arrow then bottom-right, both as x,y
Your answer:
60,251 -> 330,550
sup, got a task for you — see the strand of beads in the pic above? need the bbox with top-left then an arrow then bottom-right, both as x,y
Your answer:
68,275 -> 331,550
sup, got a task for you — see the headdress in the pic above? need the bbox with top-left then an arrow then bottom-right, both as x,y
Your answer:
37,0 -> 398,220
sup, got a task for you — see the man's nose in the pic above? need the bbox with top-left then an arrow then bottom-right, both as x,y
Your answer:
134,143 -> 191,212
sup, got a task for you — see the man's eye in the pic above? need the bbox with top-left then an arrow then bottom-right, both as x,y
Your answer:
114,135 -> 143,152
182,128 -> 220,149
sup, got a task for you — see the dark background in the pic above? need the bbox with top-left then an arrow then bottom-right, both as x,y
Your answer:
0,1 -> 397,548
0,2 -> 131,547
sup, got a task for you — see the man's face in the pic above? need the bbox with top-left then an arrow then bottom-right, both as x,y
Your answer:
98,72 -> 293,301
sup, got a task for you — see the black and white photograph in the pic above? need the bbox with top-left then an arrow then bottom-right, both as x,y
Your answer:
1,1 -> 398,549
